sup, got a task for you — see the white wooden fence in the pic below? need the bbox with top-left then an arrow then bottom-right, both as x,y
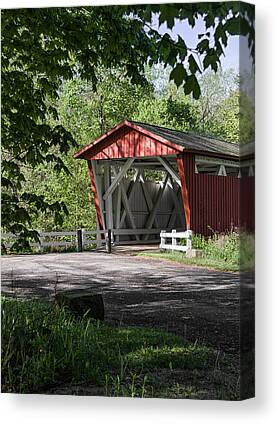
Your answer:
2,228 -> 173,252
2,228 -> 192,253
160,229 -> 193,252
1,230 -> 104,252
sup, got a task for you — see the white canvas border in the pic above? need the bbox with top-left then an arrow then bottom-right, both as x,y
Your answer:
1,0 -> 278,423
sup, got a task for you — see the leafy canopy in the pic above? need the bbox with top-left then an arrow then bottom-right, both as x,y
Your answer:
132,2 -> 254,98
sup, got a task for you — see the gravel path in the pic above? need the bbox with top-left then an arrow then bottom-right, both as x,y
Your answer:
1,251 -> 241,352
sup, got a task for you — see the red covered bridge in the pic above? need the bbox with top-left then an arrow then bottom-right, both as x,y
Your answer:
74,120 -> 254,244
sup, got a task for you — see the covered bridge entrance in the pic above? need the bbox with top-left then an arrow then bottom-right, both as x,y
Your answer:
74,120 -> 254,244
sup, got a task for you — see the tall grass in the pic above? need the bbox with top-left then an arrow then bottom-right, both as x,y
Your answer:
191,231 -> 240,264
1,297 -> 211,395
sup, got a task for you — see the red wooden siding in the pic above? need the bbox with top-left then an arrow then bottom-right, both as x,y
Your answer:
182,153 -> 254,236
83,127 -> 181,160
87,160 -> 104,230
240,177 -> 255,233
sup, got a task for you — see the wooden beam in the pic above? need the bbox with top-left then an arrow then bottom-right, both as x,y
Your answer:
158,157 -> 181,187
143,174 -> 169,240
166,181 -> 178,229
133,168 -> 139,182
218,164 -> 227,176
113,228 -> 162,236
104,163 -> 113,230
134,168 -> 145,183
115,239 -> 160,246
120,182 -> 140,241
140,173 -> 159,229
177,155 -> 191,230
115,184 -> 122,243
167,210 -> 178,229
167,176 -> 184,228
119,172 -> 141,228
240,159 -> 255,168
248,165 -> 254,176
195,155 -> 239,168
140,173 -> 159,240
103,157 -> 134,200
168,177 -> 183,214
88,160 -> 105,230
133,162 -> 164,167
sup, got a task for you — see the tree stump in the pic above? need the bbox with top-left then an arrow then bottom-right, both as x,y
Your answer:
55,290 -> 104,321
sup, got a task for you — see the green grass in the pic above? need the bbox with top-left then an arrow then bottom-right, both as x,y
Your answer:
1,244 -> 98,256
2,297 -> 214,397
135,232 -> 254,273
136,251 -> 239,272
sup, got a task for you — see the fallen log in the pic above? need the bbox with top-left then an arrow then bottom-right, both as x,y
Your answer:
55,290 -> 104,321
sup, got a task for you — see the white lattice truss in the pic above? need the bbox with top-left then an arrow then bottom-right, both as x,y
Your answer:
90,157 -> 185,244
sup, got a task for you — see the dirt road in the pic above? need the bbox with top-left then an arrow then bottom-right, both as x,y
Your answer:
1,251 -> 242,352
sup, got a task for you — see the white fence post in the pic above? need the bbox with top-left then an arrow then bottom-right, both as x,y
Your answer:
160,230 -> 166,250
172,229 -> 176,252
187,230 -> 192,251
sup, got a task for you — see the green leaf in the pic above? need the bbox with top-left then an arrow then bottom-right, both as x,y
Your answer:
240,18 -> 251,36
188,54 -> 200,74
176,35 -> 187,61
221,31 -> 228,47
197,39 -> 209,54
188,14 -> 196,27
203,50 -> 218,72
169,64 -> 187,88
183,75 -> 201,99
214,23 -> 224,41
192,77 -> 201,100
166,49 -> 178,67
205,12 -> 215,28
159,5 -> 176,29
224,17 -> 240,35
144,5 -> 152,22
